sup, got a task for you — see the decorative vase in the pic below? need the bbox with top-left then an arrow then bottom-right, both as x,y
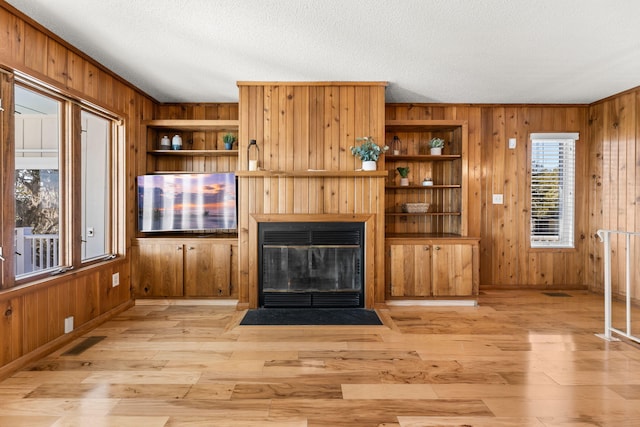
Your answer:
171,134 -> 182,150
362,160 -> 377,171
430,147 -> 442,155
159,135 -> 171,150
400,177 -> 409,186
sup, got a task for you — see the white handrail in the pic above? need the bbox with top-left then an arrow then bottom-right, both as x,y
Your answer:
596,229 -> 640,343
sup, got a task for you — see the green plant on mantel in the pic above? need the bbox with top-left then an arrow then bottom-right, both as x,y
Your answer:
350,136 -> 389,161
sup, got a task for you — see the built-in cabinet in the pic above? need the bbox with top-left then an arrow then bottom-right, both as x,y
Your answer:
133,238 -> 237,298
383,119 -> 478,299
134,119 -> 239,298
386,238 -> 479,298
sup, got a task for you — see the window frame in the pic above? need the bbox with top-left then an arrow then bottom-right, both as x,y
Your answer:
528,132 -> 579,251
3,72 -> 124,289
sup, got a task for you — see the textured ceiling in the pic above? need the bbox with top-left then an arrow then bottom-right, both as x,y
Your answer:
5,0 -> 640,104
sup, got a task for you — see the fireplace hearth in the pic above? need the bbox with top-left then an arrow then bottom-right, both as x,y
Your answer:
258,222 -> 365,308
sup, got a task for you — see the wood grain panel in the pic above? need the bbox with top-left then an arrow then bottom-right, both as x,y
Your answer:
588,88 -> 640,303
387,104 -> 589,290
238,82 -> 387,308
0,4 -> 148,376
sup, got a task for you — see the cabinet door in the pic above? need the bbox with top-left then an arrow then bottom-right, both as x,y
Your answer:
134,243 -> 184,297
388,244 -> 432,297
184,242 -> 231,297
431,244 -> 473,296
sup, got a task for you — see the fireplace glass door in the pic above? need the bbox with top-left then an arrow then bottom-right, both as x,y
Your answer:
259,222 -> 364,307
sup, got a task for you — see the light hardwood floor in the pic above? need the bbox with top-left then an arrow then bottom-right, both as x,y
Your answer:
1,290 -> 639,426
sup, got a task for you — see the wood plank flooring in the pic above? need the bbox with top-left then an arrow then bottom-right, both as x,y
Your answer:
1,290 -> 640,426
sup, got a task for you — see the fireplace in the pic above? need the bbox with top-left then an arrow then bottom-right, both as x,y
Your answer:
258,222 -> 365,308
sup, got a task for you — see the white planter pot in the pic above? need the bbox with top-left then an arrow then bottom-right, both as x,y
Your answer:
362,160 -> 377,171
430,147 -> 442,155
400,177 -> 409,186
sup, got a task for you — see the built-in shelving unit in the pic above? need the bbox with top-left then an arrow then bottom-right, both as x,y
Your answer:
383,119 -> 478,298
143,119 -> 239,174
384,119 -> 468,237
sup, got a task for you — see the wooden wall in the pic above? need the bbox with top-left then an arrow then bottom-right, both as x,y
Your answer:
0,3 -> 154,376
588,88 -> 640,301
386,104 -> 590,288
237,82 -> 387,308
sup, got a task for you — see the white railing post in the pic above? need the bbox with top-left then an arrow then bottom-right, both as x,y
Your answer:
597,229 -> 639,344
597,229 -> 614,341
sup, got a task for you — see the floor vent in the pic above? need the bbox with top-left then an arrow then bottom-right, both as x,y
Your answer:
542,292 -> 572,297
62,336 -> 106,356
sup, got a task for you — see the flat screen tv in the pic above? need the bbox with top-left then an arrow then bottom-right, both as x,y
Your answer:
137,173 -> 237,233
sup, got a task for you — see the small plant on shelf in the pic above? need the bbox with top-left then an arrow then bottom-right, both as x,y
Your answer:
396,167 -> 409,178
429,137 -> 445,155
223,133 -> 237,150
396,166 -> 410,186
429,137 -> 445,148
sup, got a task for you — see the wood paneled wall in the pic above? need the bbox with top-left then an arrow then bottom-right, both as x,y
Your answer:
386,104 -> 590,288
588,88 -> 640,301
237,82 -> 387,308
0,3 -> 153,376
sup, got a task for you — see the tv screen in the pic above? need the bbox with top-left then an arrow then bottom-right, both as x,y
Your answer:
137,173 -> 237,233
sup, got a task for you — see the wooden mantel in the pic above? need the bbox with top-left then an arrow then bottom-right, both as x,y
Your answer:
236,82 -> 387,309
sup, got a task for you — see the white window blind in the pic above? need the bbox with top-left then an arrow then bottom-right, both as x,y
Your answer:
529,133 -> 578,248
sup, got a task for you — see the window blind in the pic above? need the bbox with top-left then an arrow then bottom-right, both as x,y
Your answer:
530,133 -> 577,248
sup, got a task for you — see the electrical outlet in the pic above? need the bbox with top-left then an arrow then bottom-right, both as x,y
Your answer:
112,272 -> 120,287
508,138 -> 517,149
64,316 -> 74,333
492,194 -> 504,204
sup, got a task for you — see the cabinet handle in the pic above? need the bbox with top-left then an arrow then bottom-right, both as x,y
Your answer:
188,246 -> 195,251
434,246 -> 441,251
177,246 -> 182,251
423,246 -> 430,251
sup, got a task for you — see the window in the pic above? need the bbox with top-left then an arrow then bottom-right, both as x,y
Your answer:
14,85 -> 63,277
81,110 -> 112,261
529,132 -> 578,249
8,76 -> 122,286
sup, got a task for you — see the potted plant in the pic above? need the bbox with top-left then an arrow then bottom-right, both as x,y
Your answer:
350,136 -> 389,171
396,166 -> 410,186
429,137 -> 445,155
223,133 -> 237,150
422,177 -> 433,186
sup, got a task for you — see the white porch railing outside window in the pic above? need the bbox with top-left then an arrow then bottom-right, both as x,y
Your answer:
14,227 -> 59,275
596,229 -> 640,344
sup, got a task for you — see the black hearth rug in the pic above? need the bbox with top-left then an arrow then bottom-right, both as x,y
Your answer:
240,308 -> 383,326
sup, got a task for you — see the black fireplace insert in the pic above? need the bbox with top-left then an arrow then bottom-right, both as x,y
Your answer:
258,222 -> 365,308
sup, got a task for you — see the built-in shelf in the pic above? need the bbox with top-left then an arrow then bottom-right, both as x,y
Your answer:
386,184 -> 461,189
148,149 -> 238,157
235,170 -> 388,177
143,119 -> 239,131
386,154 -> 461,161
386,212 -> 462,216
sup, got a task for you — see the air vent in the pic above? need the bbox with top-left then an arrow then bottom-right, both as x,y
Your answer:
311,230 -> 361,245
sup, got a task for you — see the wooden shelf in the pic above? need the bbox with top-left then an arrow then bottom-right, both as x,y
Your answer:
143,119 -> 239,131
386,212 -> 462,216
386,184 -> 461,189
148,149 -> 238,157
386,154 -> 460,161
385,119 -> 466,132
236,170 -> 388,177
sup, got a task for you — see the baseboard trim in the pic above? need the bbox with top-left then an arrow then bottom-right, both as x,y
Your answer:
0,299 -> 134,380
385,299 -> 478,307
135,299 -> 239,306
